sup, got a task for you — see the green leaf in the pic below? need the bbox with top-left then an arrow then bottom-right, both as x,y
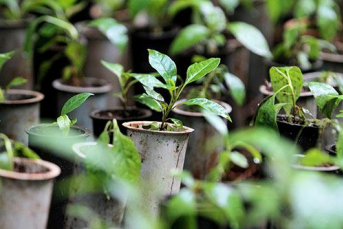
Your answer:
317,2 -> 340,41
131,74 -> 167,89
168,118 -> 183,130
61,93 -> 94,115
148,49 -> 177,87
65,41 -> 86,72
229,151 -> 248,168
128,0 -> 151,17
135,94 -> 162,112
270,66 -> 303,115
171,170 -> 195,187
142,121 -> 160,131
254,95 -> 285,131
228,22 -> 272,59
143,86 -> 164,102
185,58 -> 220,85
218,0 -> 239,14
294,0 -> 316,18
201,3 -> 226,32
224,72 -> 245,106
5,77 -> 27,91
308,82 -> 342,118
180,98 -> 231,121
111,120 -> 141,183
101,60 -> 123,86
336,130 -> 343,158
12,141 -> 39,159
0,51 -> 15,71
170,24 -> 210,56
57,114 -> 72,135
300,149 -> 334,167
204,112 -> 228,136
89,18 -> 128,52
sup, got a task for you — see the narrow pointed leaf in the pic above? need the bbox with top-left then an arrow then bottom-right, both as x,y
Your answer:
131,74 -> 167,89
224,72 -> 245,106
5,77 -> 27,91
61,92 -> 94,115
148,49 -> 177,86
169,118 -> 183,130
186,58 -> 220,85
135,94 -> 162,112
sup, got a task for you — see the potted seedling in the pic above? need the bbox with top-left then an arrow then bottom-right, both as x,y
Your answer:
122,49 -> 231,216
169,0 -> 272,76
65,119 -> 141,228
172,62 -> 245,179
0,133 -> 61,229
255,66 -> 343,151
26,92 -> 92,229
0,51 -> 44,144
77,17 -> 129,108
127,0 -> 183,73
90,60 -> 158,137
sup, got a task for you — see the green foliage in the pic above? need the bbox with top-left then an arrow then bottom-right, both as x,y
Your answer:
266,0 -> 295,23
170,1 -> 271,58
89,18 -> 128,52
57,93 -> 93,135
0,133 -> 39,171
136,49 -> 231,131
308,82 -> 343,118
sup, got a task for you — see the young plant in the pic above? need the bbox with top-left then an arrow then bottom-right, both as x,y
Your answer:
169,0 -> 272,59
187,56 -> 245,106
255,66 -> 343,131
0,133 -> 39,171
56,92 -> 93,135
272,21 -> 336,70
0,51 -> 27,102
101,60 -> 167,111
135,49 -> 232,131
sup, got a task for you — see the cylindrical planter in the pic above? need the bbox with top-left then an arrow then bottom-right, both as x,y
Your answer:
129,26 -> 178,73
259,84 -> 317,117
172,100 -> 232,180
0,158 -> 60,229
277,115 -> 320,151
64,142 -> 126,228
292,154 -> 340,174
53,77 -> 112,130
78,23 -> 129,108
0,19 -> 33,89
26,124 -> 90,229
0,89 -> 44,144
90,107 -> 152,137
123,121 -> 194,216
326,144 -> 336,155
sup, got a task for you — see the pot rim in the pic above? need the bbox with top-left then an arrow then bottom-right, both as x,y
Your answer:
292,154 -> 340,171
0,89 -> 44,105
303,71 -> 343,87
72,142 -> 113,159
26,123 -> 91,139
325,144 -> 336,155
172,99 -> 232,117
122,121 -> 194,134
321,51 -> 343,63
259,84 -> 312,97
0,16 -> 34,29
0,157 -> 61,180
264,58 -> 323,72
52,77 -> 112,94
89,107 -> 152,121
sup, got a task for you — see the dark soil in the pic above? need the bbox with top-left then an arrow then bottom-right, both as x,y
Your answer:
277,115 -> 318,128
93,109 -> 146,120
13,160 -> 49,174
62,79 -> 104,88
5,94 -> 34,101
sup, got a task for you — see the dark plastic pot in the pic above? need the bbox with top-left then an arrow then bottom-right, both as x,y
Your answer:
277,115 -> 320,151
326,144 -> 336,155
172,100 -> 232,180
53,77 -> 112,130
90,107 -> 152,137
129,26 -> 178,73
0,89 -> 44,144
0,19 -> 34,89
292,154 -> 340,174
259,84 -> 316,117
26,124 -> 90,229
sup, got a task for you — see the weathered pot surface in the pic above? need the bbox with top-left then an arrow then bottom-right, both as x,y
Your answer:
292,154 -> 340,172
0,157 -> 60,229
303,71 -> 343,87
53,77 -> 112,130
123,121 -> 193,217
0,89 -> 44,144
172,99 -> 231,179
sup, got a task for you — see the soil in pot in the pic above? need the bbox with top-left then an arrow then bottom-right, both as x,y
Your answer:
90,108 -> 152,137
26,124 -> 90,229
292,154 -> 340,175
0,89 -> 44,144
277,115 -> 320,152
0,158 -> 60,229
129,26 -> 178,73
